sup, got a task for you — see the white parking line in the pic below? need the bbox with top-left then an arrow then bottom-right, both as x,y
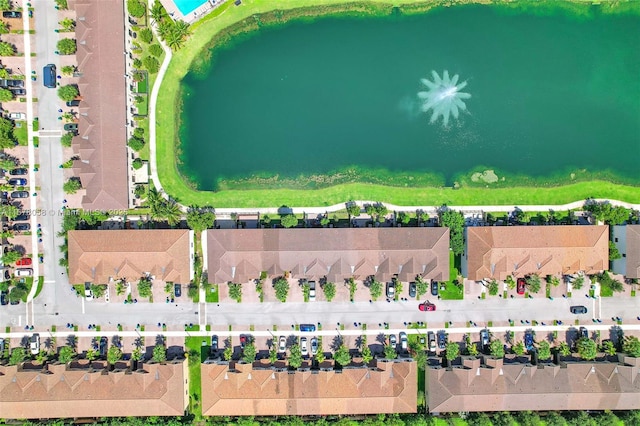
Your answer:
81,297 -> 85,314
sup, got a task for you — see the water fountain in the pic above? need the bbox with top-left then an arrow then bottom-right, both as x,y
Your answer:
418,70 -> 471,126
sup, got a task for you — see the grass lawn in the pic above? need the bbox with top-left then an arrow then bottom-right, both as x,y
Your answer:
136,94 -> 149,116
14,121 -> 27,146
599,283 -> 614,297
154,0 -> 640,208
185,325 -> 209,419
20,277 -> 34,302
33,276 -> 44,299
136,72 -> 149,93
205,284 -> 219,303
439,252 -> 463,300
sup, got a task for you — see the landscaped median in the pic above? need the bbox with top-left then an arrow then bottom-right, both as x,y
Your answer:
154,0 -> 640,208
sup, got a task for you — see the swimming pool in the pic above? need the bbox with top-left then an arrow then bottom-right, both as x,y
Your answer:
173,0 -> 207,16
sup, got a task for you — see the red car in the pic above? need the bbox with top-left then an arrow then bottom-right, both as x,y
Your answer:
16,258 -> 32,266
418,302 -> 436,311
517,278 -> 526,295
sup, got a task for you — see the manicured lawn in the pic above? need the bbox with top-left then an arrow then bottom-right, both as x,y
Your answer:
136,94 -> 148,116
440,252 -> 463,300
33,276 -> 44,299
155,0 -> 640,208
14,121 -> 27,146
136,72 -> 148,93
205,284 -> 219,303
185,325 -> 209,419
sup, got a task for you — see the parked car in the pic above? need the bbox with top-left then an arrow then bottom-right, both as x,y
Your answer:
9,168 -> 27,175
308,280 -> 316,301
524,331 -> 535,352
430,281 -> 439,296
84,282 -> 93,299
0,337 -> 4,354
11,191 -> 28,198
399,332 -> 408,350
570,305 -> 588,314
14,212 -> 29,221
386,280 -> 396,299
66,99 -> 80,107
0,291 -> 7,305
15,258 -> 32,266
437,331 -> 447,350
300,324 -> 315,332
99,337 -> 108,356
428,332 -> 437,353
300,337 -> 308,356
14,268 -> 32,278
480,329 -> 490,349
389,334 -> 397,349
8,178 -> 26,186
278,336 -> 286,353
174,283 -> 181,297
8,112 -> 25,120
579,327 -> 588,339
10,88 -> 25,96
517,278 -> 526,295
418,301 -> 436,311
211,335 -> 218,350
29,333 -> 39,355
2,11 -> 21,18
63,123 -> 78,132
0,79 -> 24,88
408,282 -> 416,298
43,64 -> 56,88
310,337 -> 318,355
419,335 -> 426,346
239,334 -> 247,349
12,223 -> 30,231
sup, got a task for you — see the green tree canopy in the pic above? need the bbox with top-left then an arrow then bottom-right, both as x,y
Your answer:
152,344 -> 167,363
525,274 -> 541,293
369,280 -> 383,301
280,214 -> 298,228
186,206 -> 215,233
439,208 -> 465,255
107,346 -> 122,365
143,56 -> 159,73
445,342 -> 460,361
512,341 -> 526,356
0,41 -> 15,56
242,343 -> 257,364
322,281 -> 336,302
623,336 -> 640,357
333,345 -> 351,367
1,250 -> 21,264
489,339 -> 505,358
538,341 -> 552,361
57,38 -> 77,55
149,44 -> 163,57
90,284 -> 106,298
577,338 -> 597,361
288,344 -> 302,369
557,341 -> 571,357
63,178 -> 81,194
228,282 -> 242,303
361,346 -> 373,364
58,346 -> 76,364
274,277 -> 289,302
0,88 -> 13,102
127,0 -> 146,18
128,136 -> 145,151
137,279 -> 152,298
9,347 -> 26,365
346,201 -> 360,217
384,344 -> 397,360
57,85 -> 79,102
139,28 -> 153,44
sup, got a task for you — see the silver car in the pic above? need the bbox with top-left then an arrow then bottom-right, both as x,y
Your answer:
30,333 -> 40,355
311,337 -> 318,355
278,336 -> 286,353
389,334 -> 397,349
399,332 -> 408,350
300,337 -> 308,356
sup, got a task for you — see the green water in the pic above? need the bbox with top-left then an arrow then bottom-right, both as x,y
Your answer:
179,4 -> 640,190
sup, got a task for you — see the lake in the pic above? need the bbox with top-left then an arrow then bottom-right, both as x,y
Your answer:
178,4 -> 640,190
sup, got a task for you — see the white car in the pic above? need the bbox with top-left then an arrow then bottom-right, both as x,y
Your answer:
14,268 -> 33,277
399,332 -> 408,350
389,334 -> 397,349
300,337 -> 308,356
278,336 -> 286,353
30,333 -> 40,355
311,337 -> 318,355
308,281 -> 316,301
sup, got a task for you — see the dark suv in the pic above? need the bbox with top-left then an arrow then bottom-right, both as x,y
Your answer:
570,305 -> 588,314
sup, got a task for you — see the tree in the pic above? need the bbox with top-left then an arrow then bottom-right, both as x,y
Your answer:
572,275 -> 585,290
384,344 -> 397,360
398,211 -> 411,225
439,208 -> 465,255
150,0 -> 167,24
107,346 -> 122,365
346,202 -> 360,217
9,286 -> 26,303
623,336 -> 640,357
268,348 -> 278,364
242,343 -> 257,364
445,342 -> 460,361
415,276 -> 428,297
467,413 -> 492,426
547,275 -> 560,287
0,0 -> 10,10
361,346 -> 373,364
333,345 -> 351,367
0,42 -> 15,56
86,349 -> 98,361
608,241 -> 622,260
280,214 -> 298,228
128,136 -> 145,151
576,338 -> 597,360
545,412 -> 568,426
223,346 -> 232,361
414,350 -> 427,370
137,279 -> 152,298
149,43 -> 163,57
322,281 -> 336,302
152,344 -> 167,363
127,0 -> 146,18
61,132 -> 74,147
228,282 -> 242,302
274,277 -> 289,302
90,284 -> 106,299
59,17 -> 75,31
58,85 -> 79,102
0,204 -> 19,220
186,206 -> 215,233
1,250 -> 21,264
57,38 -> 77,55
602,340 -> 616,356
314,350 -> 326,365
165,20 -> 192,51
369,280 -> 383,301
525,274 -> 541,293
139,28 -> 153,44
9,347 -> 26,365
132,347 -> 142,362
130,158 -> 143,170
538,341 -> 551,361
488,280 -> 499,296
288,344 -> 302,369
512,341 -> 525,356
557,341 -> 571,357
63,178 -> 81,194
489,340 -> 504,358
58,346 -> 76,364
143,56 -> 159,73
0,88 -> 13,102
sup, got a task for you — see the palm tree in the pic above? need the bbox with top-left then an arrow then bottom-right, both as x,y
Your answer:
150,0 -> 166,25
163,200 -> 182,226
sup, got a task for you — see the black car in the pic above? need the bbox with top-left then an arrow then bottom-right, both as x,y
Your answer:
174,283 -> 181,297
13,222 -> 30,231
8,178 -> 26,186
14,213 -> 29,221
2,11 -> 21,18
385,280 -> 396,299
11,191 -> 28,198
0,291 -> 7,305
524,331 -> 535,352
480,329 -> 490,349
431,281 -> 439,296
64,123 -> 78,132
579,327 -> 588,339
9,168 -> 27,176
10,88 -> 25,96
66,99 -> 80,107
437,331 -> 447,349
570,305 -> 588,314
99,337 -> 108,357
211,335 -> 218,350
408,282 -> 416,298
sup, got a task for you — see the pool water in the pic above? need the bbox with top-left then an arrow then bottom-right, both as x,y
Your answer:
173,0 -> 207,15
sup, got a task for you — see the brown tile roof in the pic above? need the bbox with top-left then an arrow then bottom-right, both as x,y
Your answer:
0,361 -> 188,419
626,225 -> 640,279
201,359 -> 417,416
426,356 -> 640,413
71,0 -> 129,210
68,230 -> 193,284
206,228 -> 450,284
465,225 -> 609,281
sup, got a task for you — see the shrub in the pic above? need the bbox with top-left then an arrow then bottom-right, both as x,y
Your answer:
369,280 -> 382,301
57,85 -> 79,102
139,28 -> 153,44
61,132 -> 73,147
58,346 -> 76,364
0,41 -> 15,56
133,58 -> 142,69
228,282 -> 242,303
274,277 -> 289,302
128,137 -> 145,151
138,279 -> 152,298
0,0 -> 10,10
142,56 -> 159,73
127,0 -> 146,18
0,88 -> 13,102
133,127 -> 145,139
152,344 -> 167,363
61,65 -> 75,76
280,214 -> 298,228
55,0 -> 68,10
322,281 -> 336,302
132,158 -> 143,169
148,43 -> 163,57
57,38 -> 77,55
63,178 -> 81,194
